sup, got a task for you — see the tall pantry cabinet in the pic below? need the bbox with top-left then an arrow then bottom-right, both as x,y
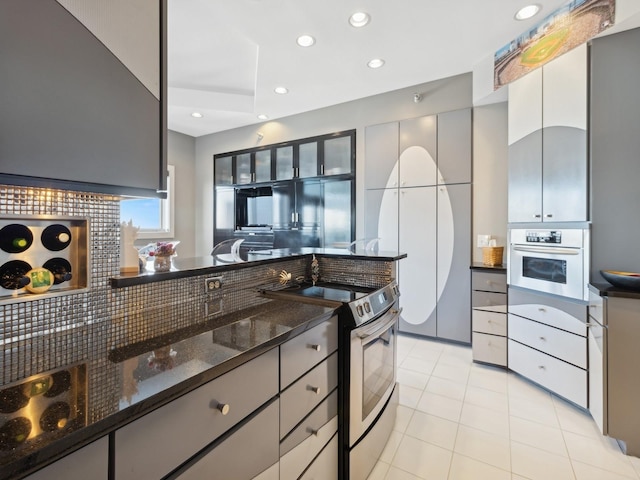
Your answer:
364,109 -> 472,343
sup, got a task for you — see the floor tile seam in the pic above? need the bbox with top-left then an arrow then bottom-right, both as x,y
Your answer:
559,430 -> 640,479
446,451 -> 513,479
570,458 -> 640,480
509,437 -> 571,459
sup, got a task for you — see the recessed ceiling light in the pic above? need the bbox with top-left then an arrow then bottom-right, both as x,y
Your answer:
191,112 -> 203,118
349,12 -> 371,28
274,86 -> 289,94
296,35 -> 315,47
367,58 -> 385,69
515,4 -> 540,20
257,114 -> 269,120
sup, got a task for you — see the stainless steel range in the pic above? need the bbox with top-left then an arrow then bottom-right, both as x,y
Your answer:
264,280 -> 400,480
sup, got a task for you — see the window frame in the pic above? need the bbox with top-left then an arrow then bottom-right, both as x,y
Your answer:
121,165 -> 175,239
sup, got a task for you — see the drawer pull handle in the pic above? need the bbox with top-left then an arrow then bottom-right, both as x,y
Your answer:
309,344 -> 322,352
538,308 -> 546,313
308,427 -> 319,436
539,336 -> 546,341
214,402 -> 230,415
538,365 -> 546,370
308,385 -> 321,395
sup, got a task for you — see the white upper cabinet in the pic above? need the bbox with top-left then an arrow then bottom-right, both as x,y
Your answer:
508,44 -> 588,223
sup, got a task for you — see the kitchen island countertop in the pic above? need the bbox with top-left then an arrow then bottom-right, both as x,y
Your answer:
1,298 -> 336,480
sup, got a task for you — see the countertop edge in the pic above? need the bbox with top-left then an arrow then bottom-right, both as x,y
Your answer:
589,282 -> 640,300
111,249 -> 407,288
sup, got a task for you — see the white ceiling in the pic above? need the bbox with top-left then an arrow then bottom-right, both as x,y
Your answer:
167,0 -> 583,137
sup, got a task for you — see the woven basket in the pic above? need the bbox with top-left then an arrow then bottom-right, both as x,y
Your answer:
482,246 -> 504,266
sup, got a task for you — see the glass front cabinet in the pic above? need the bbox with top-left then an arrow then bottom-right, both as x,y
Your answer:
214,129 -> 355,187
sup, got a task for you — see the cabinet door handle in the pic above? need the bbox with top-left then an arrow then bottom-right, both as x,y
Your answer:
545,214 -> 553,218
251,172 -> 256,182
308,385 -> 321,395
291,212 -> 296,223
533,214 -> 542,218
320,164 -> 324,175
213,402 -> 230,415
309,344 -> 322,352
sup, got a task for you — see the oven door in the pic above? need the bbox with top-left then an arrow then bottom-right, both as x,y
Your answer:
349,304 -> 400,446
509,244 -> 585,300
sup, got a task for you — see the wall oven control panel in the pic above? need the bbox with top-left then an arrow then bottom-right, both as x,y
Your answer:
525,231 -> 562,243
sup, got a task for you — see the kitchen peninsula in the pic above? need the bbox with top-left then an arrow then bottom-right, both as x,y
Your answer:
1,247 -> 405,480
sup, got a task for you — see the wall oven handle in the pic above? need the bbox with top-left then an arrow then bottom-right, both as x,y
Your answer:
512,245 -> 580,255
355,308 -> 401,341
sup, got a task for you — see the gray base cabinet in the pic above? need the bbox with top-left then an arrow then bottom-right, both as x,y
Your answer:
177,400 -> 280,480
114,348 -> 279,479
24,436 -> 108,480
603,295 -> 640,456
279,316 -> 339,480
471,269 -> 507,366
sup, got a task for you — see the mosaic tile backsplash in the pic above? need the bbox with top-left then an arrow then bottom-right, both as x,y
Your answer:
0,184 -> 395,427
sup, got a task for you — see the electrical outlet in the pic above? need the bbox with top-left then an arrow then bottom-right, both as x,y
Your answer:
477,235 -> 492,248
205,277 -> 223,292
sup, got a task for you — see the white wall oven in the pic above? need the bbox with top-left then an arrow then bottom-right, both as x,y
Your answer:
508,228 -> 590,300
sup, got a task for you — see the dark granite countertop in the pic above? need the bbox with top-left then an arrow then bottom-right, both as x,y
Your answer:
1,299 -> 336,480
111,248 -> 407,288
470,262 -> 507,272
590,282 -> 640,300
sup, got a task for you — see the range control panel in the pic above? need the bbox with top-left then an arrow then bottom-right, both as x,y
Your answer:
525,231 -> 562,243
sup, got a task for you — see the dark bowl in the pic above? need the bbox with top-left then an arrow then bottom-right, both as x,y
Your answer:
601,270 -> 640,291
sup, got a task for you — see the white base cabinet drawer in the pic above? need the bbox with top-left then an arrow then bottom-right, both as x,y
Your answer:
299,433 -> 338,480
508,339 -> 587,408
472,332 -> 507,366
280,352 -> 338,438
177,400 -> 280,480
509,314 -> 586,369
281,316 -> 338,389
508,288 -> 587,335
280,415 -> 338,480
115,348 -> 279,480
472,310 -> 507,335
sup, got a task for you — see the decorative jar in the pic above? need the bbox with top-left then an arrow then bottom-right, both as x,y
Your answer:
153,254 -> 172,272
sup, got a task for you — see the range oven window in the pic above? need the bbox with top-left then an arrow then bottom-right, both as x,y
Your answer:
361,323 -> 395,420
522,257 -> 567,284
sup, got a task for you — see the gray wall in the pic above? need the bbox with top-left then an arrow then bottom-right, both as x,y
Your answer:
590,27 -> 640,282
194,73 -> 480,256
135,130 -> 196,258
472,102 -> 508,263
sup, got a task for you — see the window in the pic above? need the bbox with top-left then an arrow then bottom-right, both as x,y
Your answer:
120,165 -> 175,239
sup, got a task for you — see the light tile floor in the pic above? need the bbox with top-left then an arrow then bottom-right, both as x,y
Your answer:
367,334 -> 640,480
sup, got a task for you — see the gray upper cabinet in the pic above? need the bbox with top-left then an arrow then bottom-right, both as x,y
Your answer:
437,108 -> 472,185
508,44 -> 587,223
365,122 -> 399,190
399,115 -> 437,187
0,0 -> 167,196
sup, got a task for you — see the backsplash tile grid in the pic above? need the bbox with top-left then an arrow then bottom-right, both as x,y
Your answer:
0,185 -> 120,385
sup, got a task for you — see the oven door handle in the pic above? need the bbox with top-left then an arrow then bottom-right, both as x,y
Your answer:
513,245 -> 580,255
355,308 -> 401,342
